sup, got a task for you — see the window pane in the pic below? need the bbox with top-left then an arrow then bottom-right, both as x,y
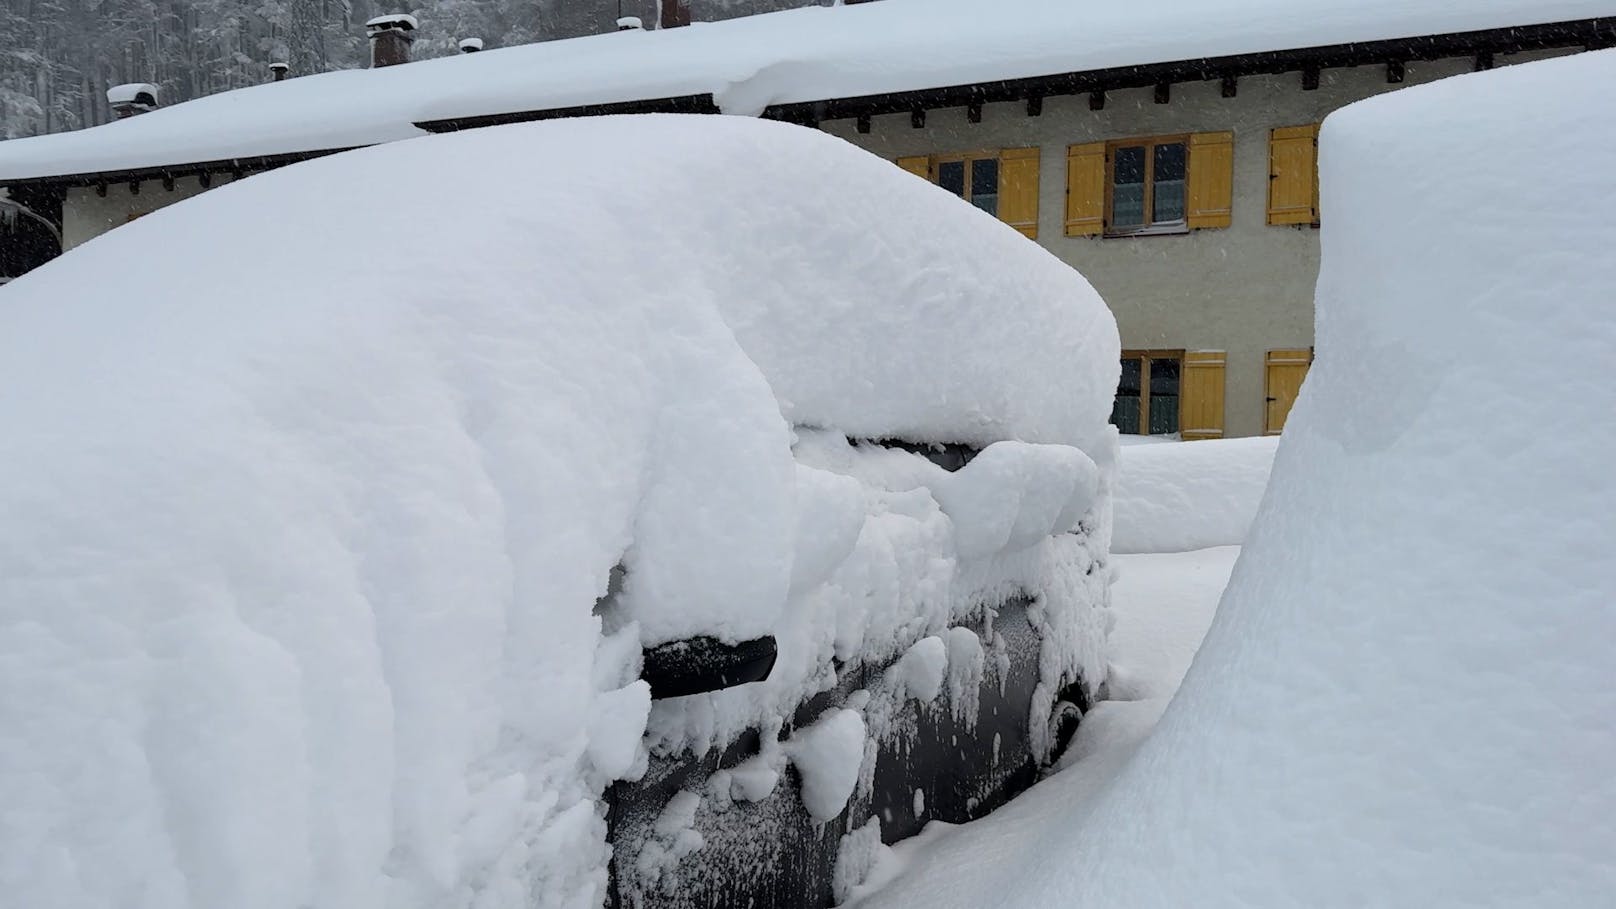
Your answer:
1112,146 -> 1146,229
1112,358 -> 1143,434
1112,185 -> 1144,228
1114,146 -> 1145,185
971,158 -> 999,197
1148,358 -> 1180,435
1153,143 -> 1187,223
938,161 -> 966,197
971,158 -> 1000,216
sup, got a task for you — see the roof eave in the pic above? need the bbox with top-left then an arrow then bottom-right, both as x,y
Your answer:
413,92 -> 721,133
0,146 -> 363,191
761,15 -> 1616,125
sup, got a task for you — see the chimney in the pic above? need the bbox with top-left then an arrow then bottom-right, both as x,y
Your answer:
458,37 -> 484,53
269,62 -> 289,81
366,14 -> 418,68
616,16 -> 643,31
658,0 -> 690,28
107,83 -> 159,119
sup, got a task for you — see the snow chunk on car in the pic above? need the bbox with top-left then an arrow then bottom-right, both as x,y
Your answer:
0,114 -> 1115,909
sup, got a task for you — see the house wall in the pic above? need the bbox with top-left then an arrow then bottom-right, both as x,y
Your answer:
63,174 -> 232,250
824,50 -> 1566,438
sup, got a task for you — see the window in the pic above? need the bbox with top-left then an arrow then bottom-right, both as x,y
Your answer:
1112,141 -> 1184,232
1066,132 -> 1232,237
1111,348 -> 1227,438
936,154 -> 1000,216
896,148 -> 1041,238
1112,350 -> 1182,435
1108,137 -> 1188,235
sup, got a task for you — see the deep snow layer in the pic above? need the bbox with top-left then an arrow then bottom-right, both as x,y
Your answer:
0,0 -> 1612,180
0,116 -> 1116,909
984,49 -> 1616,906
1110,437 -> 1277,554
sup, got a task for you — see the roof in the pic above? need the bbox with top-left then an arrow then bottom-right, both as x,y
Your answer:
1,0 -> 1613,184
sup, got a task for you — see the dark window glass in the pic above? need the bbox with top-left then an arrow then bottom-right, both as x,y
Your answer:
1112,146 -> 1146,228
1153,142 -> 1187,223
938,161 -> 966,197
1148,358 -> 1181,434
971,158 -> 999,216
1114,146 -> 1146,184
1112,357 -> 1143,434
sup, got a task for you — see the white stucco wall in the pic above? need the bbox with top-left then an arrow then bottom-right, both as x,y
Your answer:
63,173 -> 232,250
825,49 -> 1569,437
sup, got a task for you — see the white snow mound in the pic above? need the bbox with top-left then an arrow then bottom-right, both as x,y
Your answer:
0,115 -> 1114,909
1005,49 -> 1616,906
1111,436 -> 1277,554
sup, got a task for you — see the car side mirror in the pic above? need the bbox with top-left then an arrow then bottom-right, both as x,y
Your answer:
642,635 -> 778,700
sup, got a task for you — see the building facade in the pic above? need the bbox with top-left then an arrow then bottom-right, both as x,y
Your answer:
824,50 -> 1566,438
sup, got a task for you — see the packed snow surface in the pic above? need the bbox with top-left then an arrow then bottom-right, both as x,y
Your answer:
1110,436 -> 1277,554
0,116 -> 1116,908
1,0 -> 1612,179
897,49 -> 1616,907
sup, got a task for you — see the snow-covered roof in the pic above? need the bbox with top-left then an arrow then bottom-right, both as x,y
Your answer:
0,0 -> 1611,182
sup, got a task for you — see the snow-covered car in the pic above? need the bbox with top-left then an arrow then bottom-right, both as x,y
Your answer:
0,114 -> 1120,909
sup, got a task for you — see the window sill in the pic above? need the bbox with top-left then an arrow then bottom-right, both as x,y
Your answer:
1104,223 -> 1190,239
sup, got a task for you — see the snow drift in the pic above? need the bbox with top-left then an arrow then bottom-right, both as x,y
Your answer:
1110,436 -> 1277,554
0,115 -> 1117,909
975,49 -> 1616,907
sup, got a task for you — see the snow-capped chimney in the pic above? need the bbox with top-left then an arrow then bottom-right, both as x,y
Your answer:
269,62 -> 289,82
107,83 -> 159,119
458,37 -> 483,53
658,0 -> 690,28
366,14 -> 417,68
616,16 -> 644,31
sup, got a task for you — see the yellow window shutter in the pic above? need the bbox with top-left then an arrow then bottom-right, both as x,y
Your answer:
897,155 -> 931,180
1065,142 -> 1106,237
1186,132 -> 1234,230
1264,348 -> 1313,435
997,147 -> 1041,239
1181,350 -> 1226,440
1268,125 -> 1319,226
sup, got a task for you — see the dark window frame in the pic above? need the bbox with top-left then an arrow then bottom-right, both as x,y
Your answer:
932,150 -> 1002,217
1105,135 -> 1190,238
1112,349 -> 1186,436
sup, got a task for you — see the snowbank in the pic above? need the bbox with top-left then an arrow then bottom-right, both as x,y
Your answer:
1005,49 -> 1616,906
1111,437 -> 1277,554
0,0 -> 1610,181
0,115 -> 1116,909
